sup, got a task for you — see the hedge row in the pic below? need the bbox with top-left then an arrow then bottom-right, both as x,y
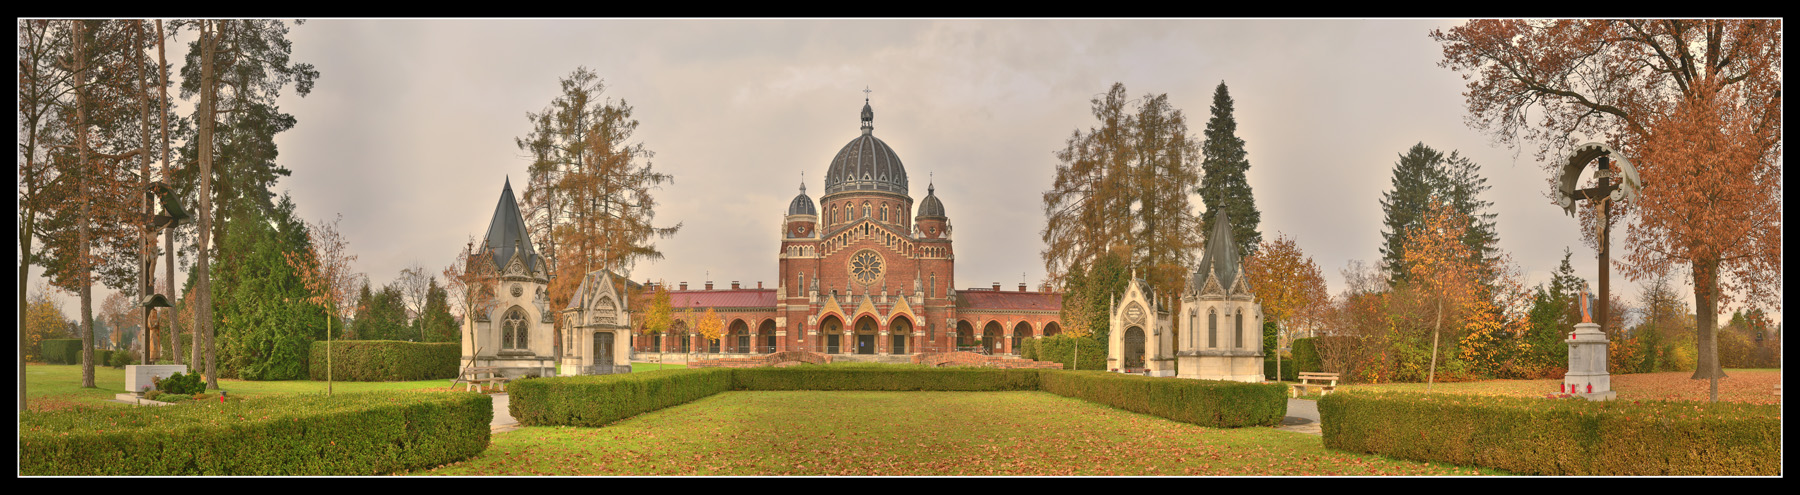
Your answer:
511,367 -> 1286,430
41,339 -> 82,364
1290,337 -> 1322,373
1263,358 -> 1299,382
509,368 -> 733,427
20,391 -> 491,475
1318,391 -> 1781,475
308,340 -> 459,381
1039,370 -> 1287,428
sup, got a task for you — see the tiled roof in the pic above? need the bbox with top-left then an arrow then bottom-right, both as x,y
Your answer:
633,289 -> 779,309
958,290 -> 1062,311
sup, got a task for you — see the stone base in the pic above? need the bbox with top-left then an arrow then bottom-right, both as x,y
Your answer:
124,364 -> 188,394
1574,391 -> 1617,402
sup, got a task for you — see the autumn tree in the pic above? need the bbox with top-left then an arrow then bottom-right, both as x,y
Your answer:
1042,82 -> 1201,299
1242,232 -> 1330,379
1397,199 -> 1488,390
640,282 -> 674,352
284,212 -> 358,394
1434,19 -> 1781,402
1378,143 -> 1498,286
694,307 -> 725,359
443,236 -> 495,339
1196,81 -> 1261,259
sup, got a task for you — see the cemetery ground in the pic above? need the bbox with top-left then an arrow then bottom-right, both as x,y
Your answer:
21,363 -> 1779,476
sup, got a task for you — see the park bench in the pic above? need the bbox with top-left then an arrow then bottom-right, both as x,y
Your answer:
1292,372 -> 1340,398
454,366 -> 509,393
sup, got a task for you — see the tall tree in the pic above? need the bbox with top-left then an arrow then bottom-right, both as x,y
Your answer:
396,262 -> 432,327
1398,199 -> 1487,390
413,278 -> 458,343
285,213 -> 358,394
19,19 -> 73,410
212,194 -> 322,380
1242,233 -> 1330,355
1196,81 -> 1261,259
1378,143 -> 1499,286
1435,20 -> 1781,401
172,18 -> 318,390
1042,82 -> 1201,300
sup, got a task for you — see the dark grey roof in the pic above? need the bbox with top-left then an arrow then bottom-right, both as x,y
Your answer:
1193,209 -> 1241,292
824,101 -> 909,196
481,177 -> 541,274
916,182 -> 945,218
787,182 -> 817,216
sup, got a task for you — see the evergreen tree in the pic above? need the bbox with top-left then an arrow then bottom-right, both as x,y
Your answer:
1378,143 -> 1499,286
210,194 -> 324,380
1196,81 -> 1261,258
413,278 -> 459,343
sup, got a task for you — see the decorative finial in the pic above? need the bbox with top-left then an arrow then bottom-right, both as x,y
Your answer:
800,171 -> 806,194
863,86 -> 872,101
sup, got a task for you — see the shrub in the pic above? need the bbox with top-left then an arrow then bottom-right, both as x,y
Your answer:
1318,391 -> 1780,475
1038,370 -> 1287,428
1290,337 -> 1321,373
109,350 -> 136,368
1032,334 -> 1106,371
155,372 -> 206,395
20,391 -> 491,475
307,340 -> 458,381
41,339 -> 82,365
732,367 -> 1041,392
1019,337 -> 1038,360
509,368 -> 733,427
1263,358 -> 1298,382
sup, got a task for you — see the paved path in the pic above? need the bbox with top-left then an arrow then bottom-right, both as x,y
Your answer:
489,393 -> 520,433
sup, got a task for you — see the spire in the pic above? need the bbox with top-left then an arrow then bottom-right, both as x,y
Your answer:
483,177 -> 540,276
860,86 -> 874,134
1194,209 -> 1241,293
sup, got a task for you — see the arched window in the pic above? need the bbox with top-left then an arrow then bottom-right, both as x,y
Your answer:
1207,309 -> 1217,348
881,204 -> 889,222
503,306 -> 529,351
862,202 -> 870,218
1234,310 -> 1244,349
829,206 -> 837,225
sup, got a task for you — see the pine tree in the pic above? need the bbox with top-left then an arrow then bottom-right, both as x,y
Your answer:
1378,143 -> 1499,286
212,194 -> 324,380
1196,81 -> 1261,259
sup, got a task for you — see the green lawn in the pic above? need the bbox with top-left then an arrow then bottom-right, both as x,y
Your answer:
415,390 -> 1505,476
628,361 -> 687,373
23,364 -> 456,412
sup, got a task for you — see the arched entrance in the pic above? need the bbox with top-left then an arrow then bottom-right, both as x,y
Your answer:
757,319 -> 777,353
982,321 -> 1003,354
1043,321 -> 1061,337
820,315 -> 843,354
670,321 -> 690,354
1011,321 -> 1033,355
956,320 -> 976,352
593,332 -> 615,374
889,317 -> 912,355
854,316 -> 879,355
1123,326 -> 1146,370
728,319 -> 749,353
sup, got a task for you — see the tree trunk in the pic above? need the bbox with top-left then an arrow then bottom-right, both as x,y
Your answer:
158,19 -> 178,368
1690,257 -> 1726,402
1427,298 -> 1441,392
73,20 -> 97,390
196,20 -> 219,390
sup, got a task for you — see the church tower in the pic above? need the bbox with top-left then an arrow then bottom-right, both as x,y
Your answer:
1177,209 -> 1265,382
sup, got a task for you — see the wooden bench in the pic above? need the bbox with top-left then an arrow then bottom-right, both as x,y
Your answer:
1292,372 -> 1340,398
454,366 -> 509,393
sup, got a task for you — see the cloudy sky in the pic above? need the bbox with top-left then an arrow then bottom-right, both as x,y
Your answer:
31,18 -> 1770,326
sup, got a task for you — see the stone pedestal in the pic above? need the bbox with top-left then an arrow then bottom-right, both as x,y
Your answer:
124,364 -> 188,394
1563,322 -> 1616,401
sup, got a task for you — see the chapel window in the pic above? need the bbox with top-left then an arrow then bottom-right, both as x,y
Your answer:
881,204 -> 889,222
1234,311 -> 1244,349
1208,310 -> 1217,348
503,307 -> 529,351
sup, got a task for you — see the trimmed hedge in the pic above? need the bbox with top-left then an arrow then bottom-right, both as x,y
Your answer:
732,367 -> 1042,391
20,391 -> 491,475
511,367 -> 1286,431
42,339 -> 82,364
509,368 -> 733,427
1032,335 -> 1106,371
1318,391 -> 1781,475
1290,337 -> 1321,373
1263,358 -> 1298,382
308,340 -> 458,381
1039,370 -> 1287,428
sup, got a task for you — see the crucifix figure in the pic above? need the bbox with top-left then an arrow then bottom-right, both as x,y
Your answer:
1556,143 -> 1641,337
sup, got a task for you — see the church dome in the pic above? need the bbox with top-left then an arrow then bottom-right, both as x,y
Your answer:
824,100 -> 909,196
787,182 -> 817,216
917,183 -> 946,218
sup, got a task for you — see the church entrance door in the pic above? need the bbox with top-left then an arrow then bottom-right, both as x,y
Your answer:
593,332 -> 615,375
826,334 -> 841,354
1124,326 -> 1146,370
857,334 -> 875,354
891,334 -> 906,354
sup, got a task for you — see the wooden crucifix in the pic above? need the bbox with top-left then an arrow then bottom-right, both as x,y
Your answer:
1556,143 -> 1641,336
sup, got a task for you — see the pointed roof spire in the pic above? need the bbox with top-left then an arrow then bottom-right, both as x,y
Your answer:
482,177 -> 541,275
1194,209 -> 1241,293
860,86 -> 874,134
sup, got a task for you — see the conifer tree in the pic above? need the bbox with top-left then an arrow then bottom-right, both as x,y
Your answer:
1197,81 -> 1261,259
1378,143 -> 1498,286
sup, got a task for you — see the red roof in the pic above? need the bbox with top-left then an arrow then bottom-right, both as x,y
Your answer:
660,289 -> 778,309
958,290 -> 1063,311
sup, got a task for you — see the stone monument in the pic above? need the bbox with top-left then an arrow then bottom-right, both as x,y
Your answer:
1563,288 -> 1615,400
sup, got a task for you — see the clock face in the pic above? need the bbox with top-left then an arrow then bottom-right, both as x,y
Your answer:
849,250 -> 884,286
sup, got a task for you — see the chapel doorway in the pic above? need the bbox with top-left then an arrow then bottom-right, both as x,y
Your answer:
593,332 -> 615,375
1124,326 -> 1146,370
855,316 -> 879,355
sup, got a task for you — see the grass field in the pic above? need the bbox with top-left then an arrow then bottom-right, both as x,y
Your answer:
22,364 -> 458,412
415,390 -> 1502,476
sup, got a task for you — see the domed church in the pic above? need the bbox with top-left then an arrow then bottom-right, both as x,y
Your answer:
632,97 -> 1065,359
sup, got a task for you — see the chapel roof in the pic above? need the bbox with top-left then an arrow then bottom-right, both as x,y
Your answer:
480,177 -> 541,274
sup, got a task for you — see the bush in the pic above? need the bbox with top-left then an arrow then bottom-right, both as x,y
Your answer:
1019,337 -> 1038,360
20,391 -> 491,475
155,372 -> 206,395
1263,358 -> 1298,382
509,368 -> 733,427
308,340 -> 458,382
41,339 -> 82,365
1290,337 -> 1321,373
1032,334 -> 1106,371
1039,370 -> 1287,428
732,367 -> 1041,392
109,350 -> 137,368
1318,391 -> 1780,475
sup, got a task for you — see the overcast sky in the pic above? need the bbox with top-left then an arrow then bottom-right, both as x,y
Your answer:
28,18 -> 1776,327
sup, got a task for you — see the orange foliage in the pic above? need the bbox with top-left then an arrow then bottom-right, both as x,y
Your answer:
1242,232 -> 1329,345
